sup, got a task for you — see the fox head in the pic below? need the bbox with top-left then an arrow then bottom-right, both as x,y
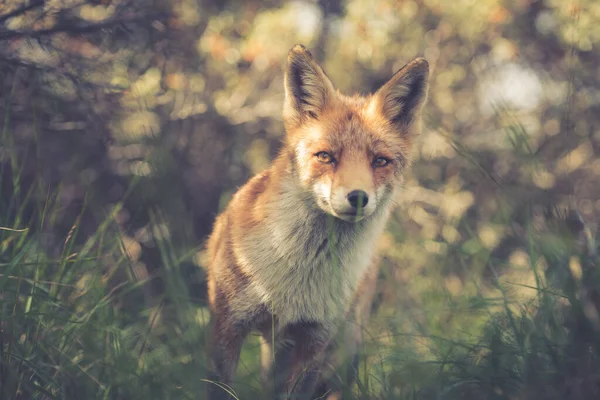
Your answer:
282,44 -> 429,222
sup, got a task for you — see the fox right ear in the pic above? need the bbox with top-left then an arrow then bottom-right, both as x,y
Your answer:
283,45 -> 335,125
371,58 -> 429,132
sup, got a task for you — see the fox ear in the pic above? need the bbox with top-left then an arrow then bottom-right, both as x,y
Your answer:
284,44 -> 335,125
371,58 -> 429,131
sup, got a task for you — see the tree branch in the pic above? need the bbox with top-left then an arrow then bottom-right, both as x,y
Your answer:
0,13 -> 166,41
0,0 -> 45,24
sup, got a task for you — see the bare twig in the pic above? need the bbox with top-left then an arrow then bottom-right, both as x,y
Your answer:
0,0 -> 45,24
0,13 -> 165,41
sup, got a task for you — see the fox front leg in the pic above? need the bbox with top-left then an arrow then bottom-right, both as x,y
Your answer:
206,316 -> 249,400
267,322 -> 331,400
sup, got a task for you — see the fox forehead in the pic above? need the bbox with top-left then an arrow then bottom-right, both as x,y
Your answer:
294,104 -> 411,163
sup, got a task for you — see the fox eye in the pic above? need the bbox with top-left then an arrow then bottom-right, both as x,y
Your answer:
316,152 -> 335,164
373,157 -> 390,167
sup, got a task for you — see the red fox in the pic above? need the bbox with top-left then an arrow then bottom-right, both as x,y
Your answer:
205,44 -> 429,400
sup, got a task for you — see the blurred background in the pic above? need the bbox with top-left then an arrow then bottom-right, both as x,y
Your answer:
1,0 -> 600,399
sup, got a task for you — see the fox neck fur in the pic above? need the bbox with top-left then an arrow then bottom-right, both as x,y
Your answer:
219,149 -> 394,329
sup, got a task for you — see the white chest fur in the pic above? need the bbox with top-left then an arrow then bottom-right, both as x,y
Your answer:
231,186 -> 390,326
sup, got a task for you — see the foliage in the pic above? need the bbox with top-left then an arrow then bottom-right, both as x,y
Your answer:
1,0 -> 600,399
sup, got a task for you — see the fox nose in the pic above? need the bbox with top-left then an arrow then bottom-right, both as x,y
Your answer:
347,190 -> 369,209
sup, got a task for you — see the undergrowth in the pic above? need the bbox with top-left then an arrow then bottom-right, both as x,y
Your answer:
1,92 -> 600,400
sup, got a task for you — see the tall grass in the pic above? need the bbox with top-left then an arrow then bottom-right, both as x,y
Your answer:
0,113 -> 212,399
2,86 -> 599,400
370,212 -> 599,400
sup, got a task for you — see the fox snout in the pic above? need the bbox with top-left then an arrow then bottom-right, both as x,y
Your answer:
328,186 -> 376,222
340,189 -> 371,221
347,190 -> 369,209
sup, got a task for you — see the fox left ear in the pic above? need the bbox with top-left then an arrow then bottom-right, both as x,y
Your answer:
371,58 -> 429,132
283,44 -> 335,127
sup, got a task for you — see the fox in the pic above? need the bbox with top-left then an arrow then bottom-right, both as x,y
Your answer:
205,44 -> 429,400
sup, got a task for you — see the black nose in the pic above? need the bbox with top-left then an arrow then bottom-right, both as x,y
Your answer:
347,190 -> 369,209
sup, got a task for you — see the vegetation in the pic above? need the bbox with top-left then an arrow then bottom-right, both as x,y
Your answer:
1,0 -> 599,399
